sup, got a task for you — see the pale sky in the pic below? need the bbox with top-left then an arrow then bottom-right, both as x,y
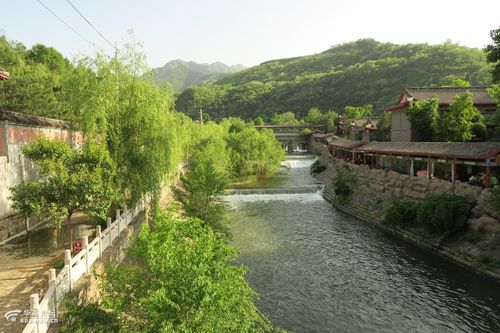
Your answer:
2,0 -> 499,69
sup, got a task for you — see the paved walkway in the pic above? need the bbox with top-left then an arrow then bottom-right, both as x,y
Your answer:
0,216 -> 94,333
0,245 -> 62,333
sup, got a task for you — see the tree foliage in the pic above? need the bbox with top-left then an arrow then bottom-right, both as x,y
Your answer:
9,137 -> 117,226
226,125 -> 284,180
177,158 -> 227,229
344,104 -> 373,119
406,98 -> 440,141
333,167 -> 357,200
66,209 -> 273,333
441,91 -> 486,142
485,26 -> 500,83
374,111 -> 391,141
384,193 -> 471,234
176,39 -> 491,120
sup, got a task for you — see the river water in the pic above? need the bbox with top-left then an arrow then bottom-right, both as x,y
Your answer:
225,155 -> 500,333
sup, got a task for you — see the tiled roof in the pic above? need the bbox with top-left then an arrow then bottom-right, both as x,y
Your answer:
0,110 -> 71,129
328,136 -> 366,149
359,141 -> 500,160
404,86 -> 496,105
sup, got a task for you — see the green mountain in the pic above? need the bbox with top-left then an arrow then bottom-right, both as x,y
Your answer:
175,39 -> 492,120
151,59 -> 245,92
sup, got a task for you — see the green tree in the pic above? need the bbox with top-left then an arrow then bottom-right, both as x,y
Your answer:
9,137 -> 117,245
323,110 -> 339,133
270,111 -> 299,125
416,194 -> 470,233
227,127 -> 284,180
25,43 -> 68,72
406,97 -> 440,141
441,92 -> 486,142
343,104 -> 373,119
374,111 -> 391,141
485,26 -> 500,83
254,116 -> 265,125
62,42 -> 182,202
333,167 -> 357,201
304,107 -> 324,124
488,85 -> 500,140
73,209 -> 274,332
177,158 -> 227,229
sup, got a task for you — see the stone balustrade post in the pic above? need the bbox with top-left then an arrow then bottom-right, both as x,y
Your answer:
116,209 -> 122,235
107,217 -> 112,245
64,250 -> 72,291
96,226 -> 102,258
48,268 -> 57,317
29,293 -> 40,332
83,236 -> 89,274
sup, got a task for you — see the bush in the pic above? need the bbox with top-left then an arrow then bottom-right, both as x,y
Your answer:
489,186 -> 500,213
383,199 -> 417,227
176,158 -> 227,231
416,193 -> 470,233
310,160 -> 327,174
333,168 -> 356,200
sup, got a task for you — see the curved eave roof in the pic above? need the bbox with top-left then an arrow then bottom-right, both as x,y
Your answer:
359,142 -> 500,160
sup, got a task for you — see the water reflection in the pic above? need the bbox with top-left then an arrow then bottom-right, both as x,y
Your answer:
225,155 -> 500,333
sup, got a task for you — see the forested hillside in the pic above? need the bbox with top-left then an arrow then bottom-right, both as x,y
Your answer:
150,59 -> 245,92
175,39 -> 492,120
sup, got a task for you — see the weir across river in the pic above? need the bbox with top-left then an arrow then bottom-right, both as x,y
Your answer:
254,124 -> 325,153
224,154 -> 500,333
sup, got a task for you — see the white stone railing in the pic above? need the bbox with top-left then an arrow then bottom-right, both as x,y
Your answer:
21,198 -> 146,333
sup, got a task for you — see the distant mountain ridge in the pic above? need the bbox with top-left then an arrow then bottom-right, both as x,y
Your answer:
151,59 -> 245,92
175,39 -> 492,120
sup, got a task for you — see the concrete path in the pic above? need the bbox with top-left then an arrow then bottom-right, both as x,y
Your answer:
0,216 -> 94,333
0,245 -> 62,333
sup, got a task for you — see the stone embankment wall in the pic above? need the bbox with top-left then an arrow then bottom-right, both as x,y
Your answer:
0,112 -> 82,243
310,141 -> 500,281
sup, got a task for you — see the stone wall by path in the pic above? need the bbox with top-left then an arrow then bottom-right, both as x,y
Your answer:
310,140 -> 500,282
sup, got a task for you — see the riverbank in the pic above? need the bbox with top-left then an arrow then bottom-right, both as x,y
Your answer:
310,141 -> 500,283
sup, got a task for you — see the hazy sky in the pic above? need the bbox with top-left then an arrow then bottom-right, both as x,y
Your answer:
2,0 -> 499,68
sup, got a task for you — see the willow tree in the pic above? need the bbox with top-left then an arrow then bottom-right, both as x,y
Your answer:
227,126 -> 284,180
61,42 -> 187,203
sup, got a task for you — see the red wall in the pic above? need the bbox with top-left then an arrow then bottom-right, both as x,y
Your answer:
8,126 -> 72,144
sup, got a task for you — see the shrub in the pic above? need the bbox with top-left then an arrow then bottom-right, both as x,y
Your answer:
416,193 -> 470,233
176,158 -> 227,231
383,199 -> 417,227
333,167 -> 357,200
310,160 -> 327,174
489,186 -> 500,213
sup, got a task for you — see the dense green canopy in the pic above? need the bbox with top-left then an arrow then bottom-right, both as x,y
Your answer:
176,39 -> 492,120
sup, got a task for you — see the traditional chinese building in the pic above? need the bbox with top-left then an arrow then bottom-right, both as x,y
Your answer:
386,87 -> 497,142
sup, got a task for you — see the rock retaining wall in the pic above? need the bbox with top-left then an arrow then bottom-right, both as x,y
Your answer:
310,141 -> 500,281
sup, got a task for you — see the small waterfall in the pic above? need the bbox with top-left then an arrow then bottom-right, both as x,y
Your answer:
226,185 -> 323,196
225,155 -> 323,204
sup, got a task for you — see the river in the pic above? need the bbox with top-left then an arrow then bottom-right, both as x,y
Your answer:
225,155 -> 500,333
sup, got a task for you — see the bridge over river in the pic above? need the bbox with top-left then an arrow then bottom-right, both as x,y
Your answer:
254,124 -> 326,152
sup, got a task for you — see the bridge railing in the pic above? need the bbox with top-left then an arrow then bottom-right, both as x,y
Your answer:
22,198 -> 147,333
